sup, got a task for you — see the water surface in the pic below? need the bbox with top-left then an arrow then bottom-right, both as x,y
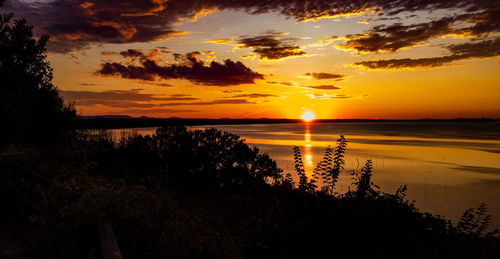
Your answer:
112,122 -> 500,228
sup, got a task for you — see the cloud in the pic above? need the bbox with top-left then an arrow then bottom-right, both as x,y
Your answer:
68,51 -> 88,61
178,99 -> 256,106
303,72 -> 346,80
222,89 -> 244,93
119,49 -> 146,58
231,93 -> 278,98
337,9 -> 500,53
307,36 -> 340,47
61,89 -> 256,109
236,31 -> 307,60
101,48 -> 164,60
266,80 -> 340,90
101,51 -> 116,56
307,93 -> 353,99
266,81 -> 295,86
169,94 -> 192,97
304,85 -> 340,90
206,39 -> 234,44
354,38 -> 500,69
61,89 -> 199,108
157,46 -> 171,53
140,82 -> 174,87
110,108 -> 198,115
3,0 -> 187,53
338,19 -> 456,53
96,51 -> 264,86
3,0 -> 495,52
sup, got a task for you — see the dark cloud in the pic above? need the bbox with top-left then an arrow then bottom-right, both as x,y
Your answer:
68,51 -> 88,61
305,85 -> 340,90
3,0 -> 496,52
339,9 -> 500,53
101,48 -> 164,60
120,49 -> 145,58
379,17 -> 403,21
3,0 -> 186,53
354,38 -> 500,69
340,18 -> 456,53
266,80 -> 340,90
96,51 -> 264,86
79,83 -> 97,86
188,99 -> 256,105
232,93 -> 278,98
146,99 -> 256,106
236,31 -> 306,60
332,94 -> 353,99
304,72 -> 346,80
266,81 -> 295,86
140,82 -> 174,87
61,89 -> 199,108
111,108 -> 198,115
157,46 -> 171,53
62,89 -> 256,108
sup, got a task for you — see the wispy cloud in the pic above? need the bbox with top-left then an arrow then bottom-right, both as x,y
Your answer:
354,38 -> 500,69
231,93 -> 278,98
235,31 -> 307,60
61,89 -> 199,108
307,93 -> 353,99
337,10 -> 500,54
108,108 -> 198,115
266,81 -> 296,86
304,85 -> 341,90
302,72 -> 346,80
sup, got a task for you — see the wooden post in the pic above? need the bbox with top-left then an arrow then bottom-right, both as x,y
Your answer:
98,222 -> 122,259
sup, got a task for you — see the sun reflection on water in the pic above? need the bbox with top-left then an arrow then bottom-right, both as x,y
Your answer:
304,123 -> 314,177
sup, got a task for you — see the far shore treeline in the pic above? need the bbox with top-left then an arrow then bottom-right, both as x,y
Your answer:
77,115 -> 497,129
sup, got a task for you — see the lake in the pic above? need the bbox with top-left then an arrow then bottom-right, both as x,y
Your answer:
111,122 -> 500,228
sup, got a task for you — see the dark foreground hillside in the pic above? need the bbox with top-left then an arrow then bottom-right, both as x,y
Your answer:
1,127 -> 498,258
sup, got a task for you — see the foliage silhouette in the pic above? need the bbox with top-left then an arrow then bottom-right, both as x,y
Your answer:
87,126 -> 283,194
293,135 -> 348,194
1,129 -> 499,258
0,10 -> 76,147
352,159 -> 381,198
457,203 -> 499,237
293,146 -> 310,191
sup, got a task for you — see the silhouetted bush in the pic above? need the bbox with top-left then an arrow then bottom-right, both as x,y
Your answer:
101,127 -> 283,194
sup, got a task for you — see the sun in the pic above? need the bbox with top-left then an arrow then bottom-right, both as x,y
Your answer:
301,111 -> 316,122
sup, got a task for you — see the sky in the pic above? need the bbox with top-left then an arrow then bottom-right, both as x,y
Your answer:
2,0 -> 500,119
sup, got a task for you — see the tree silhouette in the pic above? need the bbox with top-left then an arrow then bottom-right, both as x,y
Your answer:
0,6 -> 76,147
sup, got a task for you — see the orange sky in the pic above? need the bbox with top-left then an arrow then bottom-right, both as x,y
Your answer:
4,0 -> 500,119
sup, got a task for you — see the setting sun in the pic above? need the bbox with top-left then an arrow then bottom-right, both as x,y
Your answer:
301,111 -> 316,122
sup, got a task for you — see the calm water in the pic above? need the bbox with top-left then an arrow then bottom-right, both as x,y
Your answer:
111,122 -> 500,228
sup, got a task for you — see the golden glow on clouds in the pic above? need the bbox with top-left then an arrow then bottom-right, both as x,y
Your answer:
298,7 -> 374,22
42,5 -> 500,119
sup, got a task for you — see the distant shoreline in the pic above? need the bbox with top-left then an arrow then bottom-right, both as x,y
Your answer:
77,115 -> 498,129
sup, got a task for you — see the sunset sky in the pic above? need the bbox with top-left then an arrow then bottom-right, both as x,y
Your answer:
3,0 -> 499,119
